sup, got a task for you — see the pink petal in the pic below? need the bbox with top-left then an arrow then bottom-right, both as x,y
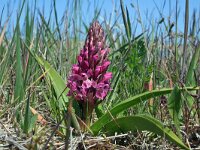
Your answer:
96,89 -> 107,99
87,69 -> 93,78
93,54 -> 98,62
81,60 -> 89,70
80,88 -> 87,97
97,42 -> 103,48
70,82 -> 77,91
72,65 -> 79,74
81,73 -> 88,80
90,46 -> 95,52
82,50 -> 88,59
70,74 -> 82,81
95,83 -> 110,99
101,61 -> 111,72
82,79 -> 92,89
100,50 -> 106,56
94,66 -> 101,78
78,56 -> 83,64
67,90 -> 72,96
92,80 -> 97,88
102,72 -> 112,83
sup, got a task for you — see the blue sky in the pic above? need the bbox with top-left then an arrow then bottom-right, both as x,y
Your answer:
0,0 -> 199,35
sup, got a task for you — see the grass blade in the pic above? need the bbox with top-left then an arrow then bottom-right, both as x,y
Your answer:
120,0 -> 131,40
186,44 -> 200,85
167,85 -> 182,137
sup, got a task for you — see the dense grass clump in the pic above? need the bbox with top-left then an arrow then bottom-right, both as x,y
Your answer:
0,0 -> 200,149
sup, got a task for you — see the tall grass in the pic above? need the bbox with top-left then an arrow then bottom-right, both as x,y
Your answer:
0,0 -> 199,149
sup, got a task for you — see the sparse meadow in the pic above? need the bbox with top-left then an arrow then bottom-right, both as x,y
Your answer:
0,0 -> 200,149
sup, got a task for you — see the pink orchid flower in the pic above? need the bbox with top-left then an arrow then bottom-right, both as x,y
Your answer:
67,21 -> 112,108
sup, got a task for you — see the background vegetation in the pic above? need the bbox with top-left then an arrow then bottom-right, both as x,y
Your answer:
0,0 -> 199,149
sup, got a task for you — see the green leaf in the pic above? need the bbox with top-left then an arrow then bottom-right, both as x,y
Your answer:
106,71 -> 121,108
126,6 -> 131,39
28,114 -> 37,133
36,56 -> 69,108
185,45 -> 200,108
24,93 -> 31,134
90,87 -> 200,135
27,49 -> 69,110
167,85 -> 181,137
120,0 -> 131,41
95,105 -> 104,118
103,115 -> 189,150
14,23 -> 24,102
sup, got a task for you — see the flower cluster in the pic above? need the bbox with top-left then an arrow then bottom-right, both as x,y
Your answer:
67,21 -> 112,107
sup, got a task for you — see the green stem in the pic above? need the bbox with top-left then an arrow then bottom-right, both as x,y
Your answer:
80,102 -> 94,131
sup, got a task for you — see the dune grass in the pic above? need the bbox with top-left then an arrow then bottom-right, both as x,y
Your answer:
0,0 -> 200,149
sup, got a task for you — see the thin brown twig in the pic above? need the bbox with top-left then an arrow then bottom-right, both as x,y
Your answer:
42,117 -> 64,150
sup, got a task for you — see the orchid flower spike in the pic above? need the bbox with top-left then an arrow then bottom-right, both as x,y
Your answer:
67,21 -> 112,108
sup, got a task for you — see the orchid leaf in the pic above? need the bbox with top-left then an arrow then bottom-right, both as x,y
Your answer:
91,87 -> 200,135
103,115 -> 189,150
